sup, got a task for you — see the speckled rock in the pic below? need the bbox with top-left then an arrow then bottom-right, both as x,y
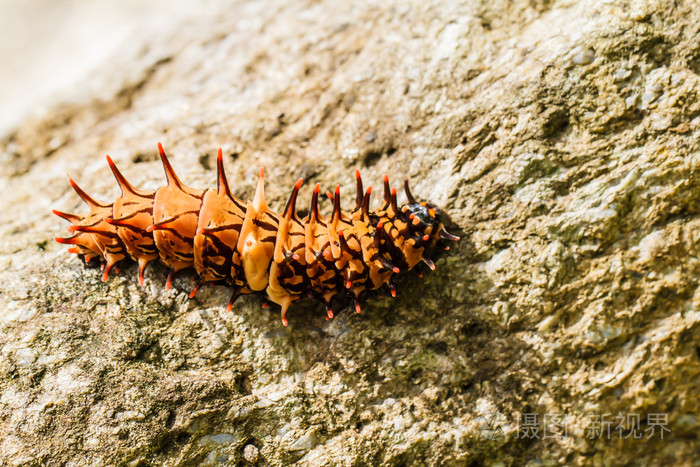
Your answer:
1,0 -> 699,465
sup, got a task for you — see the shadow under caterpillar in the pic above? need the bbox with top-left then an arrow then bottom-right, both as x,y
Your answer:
54,143 -> 459,325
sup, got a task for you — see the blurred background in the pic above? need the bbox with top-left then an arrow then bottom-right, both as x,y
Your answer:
0,0 -> 204,135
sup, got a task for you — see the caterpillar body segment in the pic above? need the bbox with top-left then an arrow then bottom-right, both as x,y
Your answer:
54,143 -> 459,325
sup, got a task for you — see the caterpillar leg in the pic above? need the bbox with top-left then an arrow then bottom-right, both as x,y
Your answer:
278,296 -> 293,327
165,268 -> 177,290
226,289 -> 242,312
189,279 -> 204,298
137,257 -> 150,286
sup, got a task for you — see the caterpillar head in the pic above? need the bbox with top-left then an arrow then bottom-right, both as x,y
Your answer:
407,201 -> 440,227
402,180 -> 459,245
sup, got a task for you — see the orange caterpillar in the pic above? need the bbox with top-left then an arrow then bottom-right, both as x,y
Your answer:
54,143 -> 459,325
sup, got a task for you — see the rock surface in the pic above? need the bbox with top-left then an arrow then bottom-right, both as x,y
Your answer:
1,0 -> 699,465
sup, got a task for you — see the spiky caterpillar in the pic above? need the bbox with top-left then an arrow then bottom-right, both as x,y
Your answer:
54,143 -> 459,325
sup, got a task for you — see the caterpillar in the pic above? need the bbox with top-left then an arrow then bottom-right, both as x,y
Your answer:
53,143 -> 459,325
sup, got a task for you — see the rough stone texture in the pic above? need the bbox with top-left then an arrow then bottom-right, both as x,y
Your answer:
1,0 -> 699,465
